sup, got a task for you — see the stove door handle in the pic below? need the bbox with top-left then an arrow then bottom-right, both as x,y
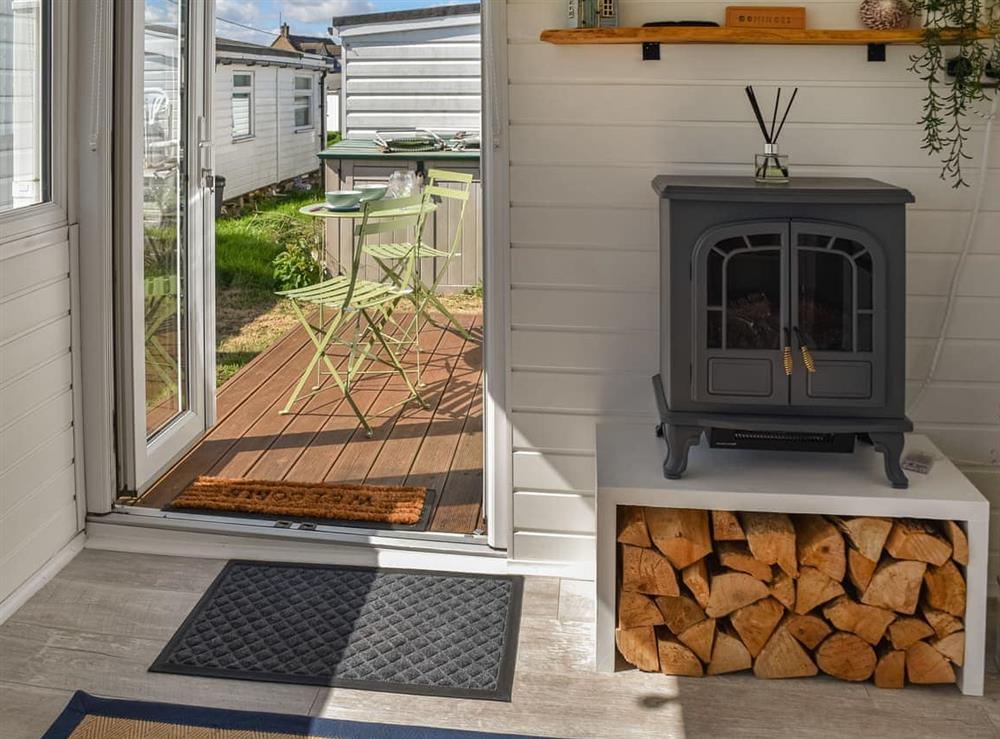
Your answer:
793,326 -> 817,373
782,328 -> 794,376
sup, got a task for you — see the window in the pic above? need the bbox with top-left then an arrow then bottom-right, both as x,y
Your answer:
0,0 -> 50,213
294,75 -> 312,129
231,72 -> 253,139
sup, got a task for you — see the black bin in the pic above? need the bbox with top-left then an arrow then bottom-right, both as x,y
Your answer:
214,175 -> 227,217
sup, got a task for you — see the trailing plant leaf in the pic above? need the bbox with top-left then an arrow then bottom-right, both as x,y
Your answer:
272,238 -> 323,291
909,0 -> 1000,187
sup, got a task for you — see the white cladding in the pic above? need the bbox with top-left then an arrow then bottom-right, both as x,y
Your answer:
214,61 -> 327,198
338,13 -> 481,139
503,1 -> 1000,574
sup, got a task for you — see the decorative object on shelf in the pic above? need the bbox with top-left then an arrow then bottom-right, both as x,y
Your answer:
745,85 -> 798,182
859,0 -> 912,30
725,6 -> 807,29
908,0 -> 999,187
568,0 -> 619,28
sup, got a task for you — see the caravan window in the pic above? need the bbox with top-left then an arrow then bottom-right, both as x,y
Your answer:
0,0 -> 51,212
231,72 -> 253,139
293,76 -> 312,129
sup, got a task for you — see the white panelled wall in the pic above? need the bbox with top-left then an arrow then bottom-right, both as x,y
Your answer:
0,227 -> 82,603
504,1 -> 1000,572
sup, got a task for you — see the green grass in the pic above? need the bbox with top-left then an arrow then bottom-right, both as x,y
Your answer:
326,131 -> 342,148
214,188 -> 322,385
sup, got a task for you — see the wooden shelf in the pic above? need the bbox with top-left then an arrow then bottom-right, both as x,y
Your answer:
539,26 -> 991,46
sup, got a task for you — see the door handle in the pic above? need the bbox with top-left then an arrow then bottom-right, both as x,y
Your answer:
793,327 -> 817,373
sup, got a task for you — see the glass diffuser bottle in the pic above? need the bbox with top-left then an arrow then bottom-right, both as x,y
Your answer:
755,143 -> 789,183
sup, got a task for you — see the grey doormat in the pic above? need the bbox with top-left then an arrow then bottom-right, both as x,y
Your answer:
150,561 -> 523,701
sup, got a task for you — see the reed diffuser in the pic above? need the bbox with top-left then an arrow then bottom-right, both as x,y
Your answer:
745,85 -> 798,183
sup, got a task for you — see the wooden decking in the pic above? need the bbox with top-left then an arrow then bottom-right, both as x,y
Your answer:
138,312 -> 484,535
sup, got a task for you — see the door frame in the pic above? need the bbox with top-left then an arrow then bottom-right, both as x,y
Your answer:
79,0 -> 514,554
111,0 -> 216,493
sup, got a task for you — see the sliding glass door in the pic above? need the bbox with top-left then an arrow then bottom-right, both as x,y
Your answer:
116,0 -> 215,493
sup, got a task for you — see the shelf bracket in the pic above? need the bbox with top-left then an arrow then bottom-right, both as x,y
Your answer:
867,43 -> 886,62
642,42 -> 660,61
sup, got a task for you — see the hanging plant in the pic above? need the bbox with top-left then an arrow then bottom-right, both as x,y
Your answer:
907,0 -> 1000,186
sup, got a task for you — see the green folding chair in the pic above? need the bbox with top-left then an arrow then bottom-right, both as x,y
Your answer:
362,168 -> 475,341
276,195 -> 430,436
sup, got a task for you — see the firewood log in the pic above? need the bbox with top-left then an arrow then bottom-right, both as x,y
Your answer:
922,560 -> 966,617
860,558 -> 926,615
768,570 -> 795,610
705,571 -> 769,618
645,507 -> 712,569
941,520 -> 969,566
712,510 -> 746,541
794,566 -> 845,615
678,617 -> 716,663
657,635 -> 704,677
785,614 -> 832,650
847,548 -> 877,592
887,617 -> 935,650
922,606 -> 964,639
618,591 -> 664,629
753,624 -> 818,679
618,506 -> 652,548
717,541 -> 772,582
682,558 -> 710,609
742,512 -> 798,578
822,596 -> 896,646
906,641 -> 956,684
815,632 -> 877,682
930,631 -> 965,666
707,626 -> 752,675
729,597 -> 784,657
616,626 -> 659,672
621,544 -> 680,597
885,519 -> 952,566
794,515 -> 846,582
874,647 -> 906,689
832,516 -> 892,562
655,594 -> 706,635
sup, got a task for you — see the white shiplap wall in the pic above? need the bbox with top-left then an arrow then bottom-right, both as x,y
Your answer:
340,16 -> 481,139
214,64 -> 326,198
0,226 -> 82,603
505,0 -> 1000,568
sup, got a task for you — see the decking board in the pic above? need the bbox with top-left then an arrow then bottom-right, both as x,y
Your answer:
137,313 -> 484,535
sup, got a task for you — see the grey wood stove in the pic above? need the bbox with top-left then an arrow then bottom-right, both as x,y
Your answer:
652,176 -> 915,488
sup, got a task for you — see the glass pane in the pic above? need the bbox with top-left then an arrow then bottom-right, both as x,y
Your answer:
798,233 -> 830,249
707,309 -> 722,349
143,0 -> 188,437
832,237 -> 864,256
233,72 -> 251,87
858,314 -> 873,352
713,236 -> 744,254
232,93 -> 251,137
725,249 -> 781,350
798,250 -> 852,352
707,250 -> 723,306
0,0 -> 49,212
295,76 -> 311,90
294,96 -> 311,127
857,252 -> 873,310
747,233 -> 780,248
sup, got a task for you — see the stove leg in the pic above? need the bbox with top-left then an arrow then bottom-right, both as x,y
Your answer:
869,431 -> 909,489
663,425 -> 703,480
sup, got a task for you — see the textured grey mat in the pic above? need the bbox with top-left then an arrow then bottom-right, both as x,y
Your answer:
150,561 -> 523,701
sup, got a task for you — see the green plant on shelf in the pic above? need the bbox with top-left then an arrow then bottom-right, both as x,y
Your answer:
909,0 -> 1000,187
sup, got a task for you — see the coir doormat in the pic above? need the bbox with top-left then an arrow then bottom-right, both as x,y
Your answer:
167,476 -> 435,530
150,561 -> 523,701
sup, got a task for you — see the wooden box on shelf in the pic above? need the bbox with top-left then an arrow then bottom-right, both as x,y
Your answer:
725,6 -> 807,29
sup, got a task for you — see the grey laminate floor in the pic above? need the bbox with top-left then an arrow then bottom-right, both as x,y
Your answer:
1,549 -> 998,739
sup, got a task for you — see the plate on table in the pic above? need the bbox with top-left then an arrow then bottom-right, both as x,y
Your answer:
322,203 -> 361,213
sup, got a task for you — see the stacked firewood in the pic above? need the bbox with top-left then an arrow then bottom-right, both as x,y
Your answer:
616,506 -> 967,687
